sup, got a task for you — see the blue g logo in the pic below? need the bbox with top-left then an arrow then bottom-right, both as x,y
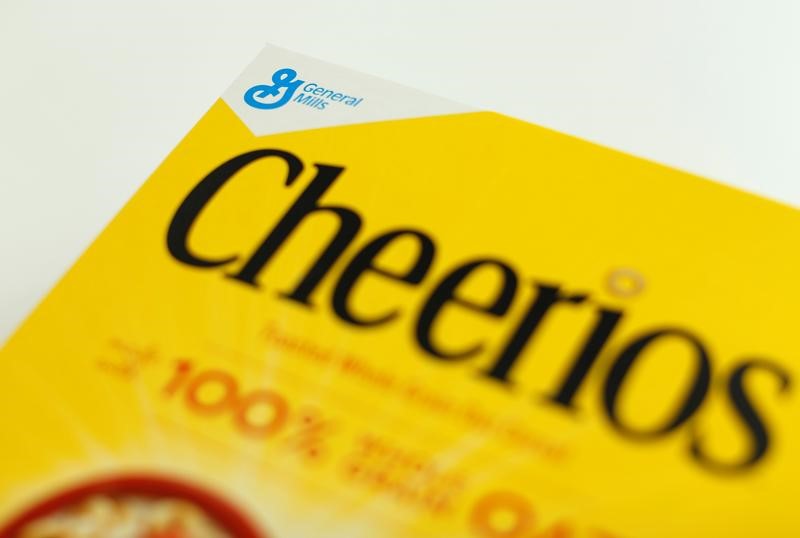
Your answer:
244,68 -> 305,110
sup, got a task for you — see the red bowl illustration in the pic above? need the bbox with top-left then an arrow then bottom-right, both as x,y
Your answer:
0,473 -> 267,538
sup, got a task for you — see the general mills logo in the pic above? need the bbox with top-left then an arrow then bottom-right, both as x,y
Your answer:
244,67 -> 364,112
244,68 -> 304,110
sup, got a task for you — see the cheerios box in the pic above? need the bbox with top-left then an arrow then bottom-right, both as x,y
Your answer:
1,43 -> 798,538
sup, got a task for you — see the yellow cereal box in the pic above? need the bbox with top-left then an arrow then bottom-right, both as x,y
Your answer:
1,44 -> 797,537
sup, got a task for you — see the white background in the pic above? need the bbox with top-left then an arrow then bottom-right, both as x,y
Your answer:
0,0 -> 798,342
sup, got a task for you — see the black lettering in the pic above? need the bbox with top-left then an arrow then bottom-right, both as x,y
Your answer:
167,149 -> 304,267
690,359 -> 791,472
416,259 -> 517,360
545,308 -> 624,410
332,229 -> 435,326
227,163 -> 361,307
483,284 -> 587,384
604,328 -> 711,438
